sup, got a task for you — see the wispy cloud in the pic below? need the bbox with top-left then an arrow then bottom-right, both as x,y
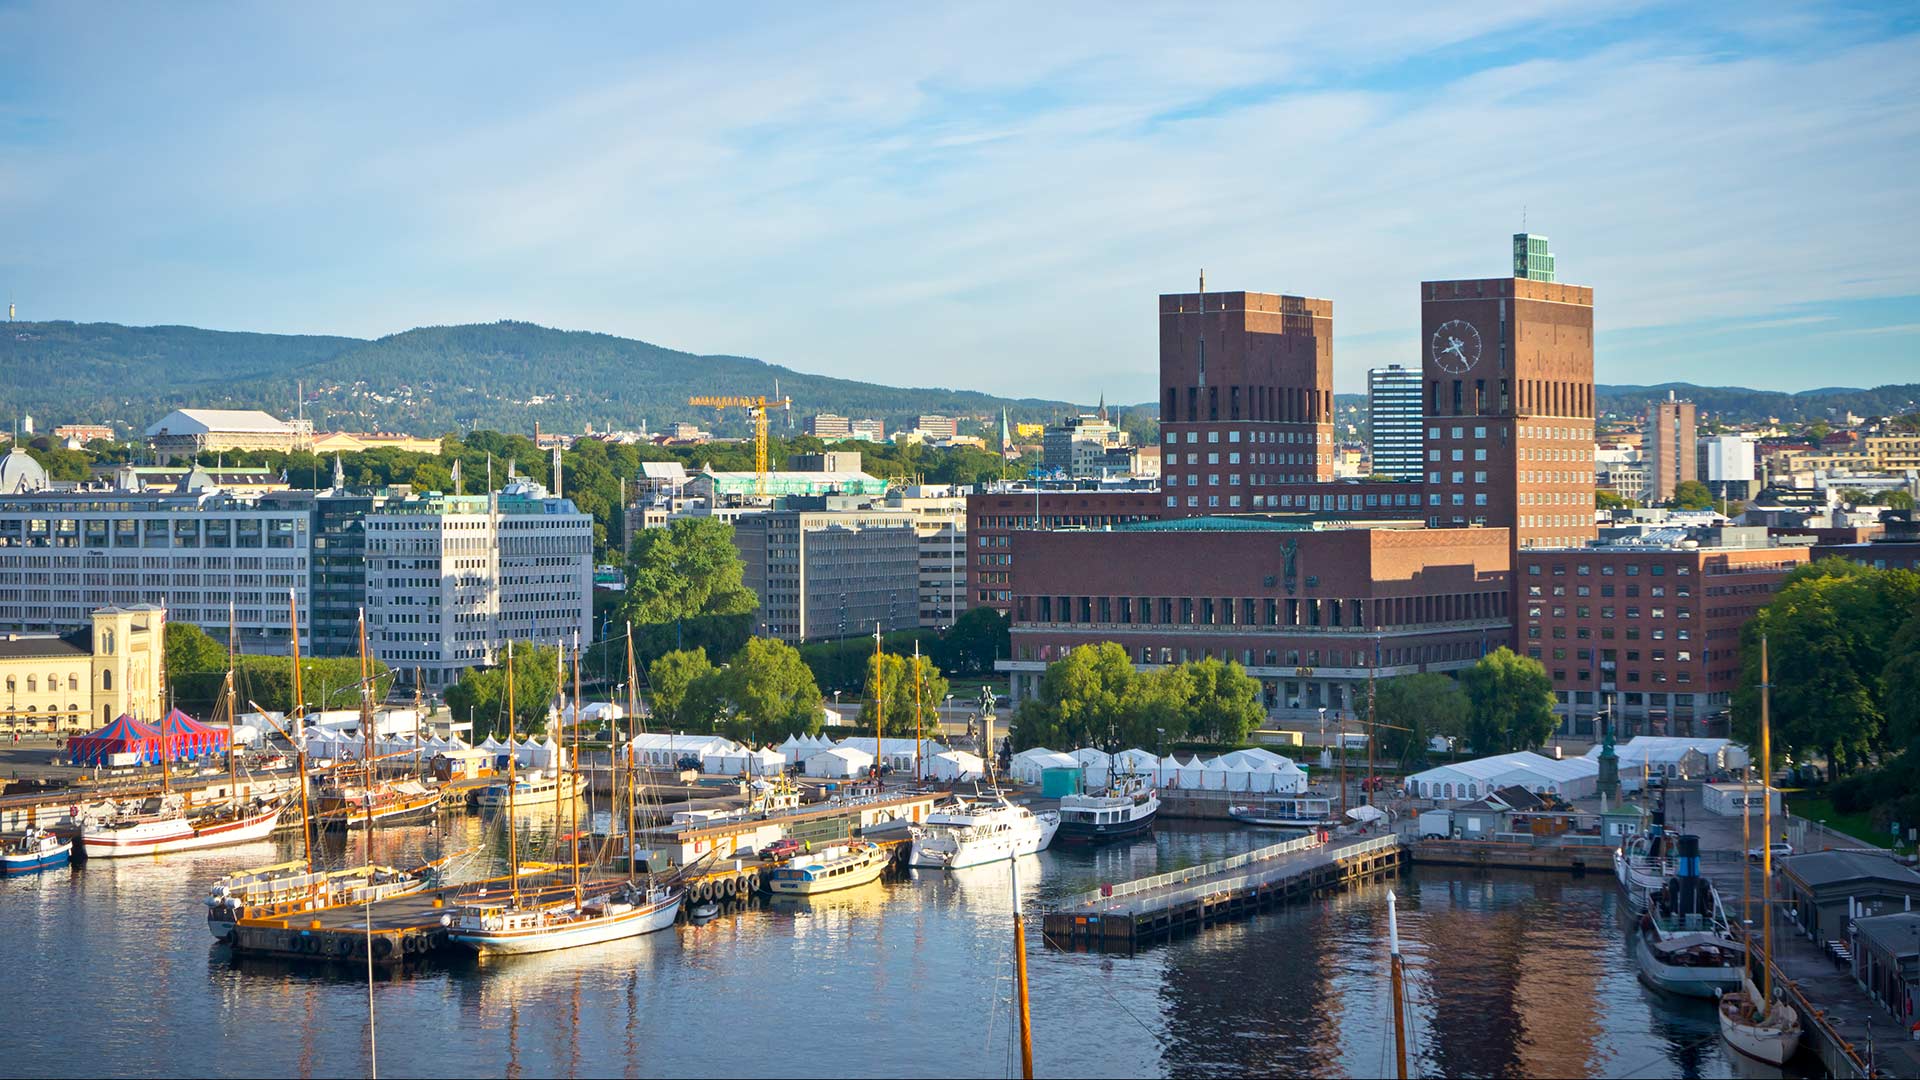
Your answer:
0,2 -> 1915,403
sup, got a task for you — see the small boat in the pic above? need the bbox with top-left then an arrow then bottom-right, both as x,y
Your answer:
204,857 -> 442,940
82,795 -> 284,859
908,796 -> 1058,870
1,828 -> 73,874
1719,975 -> 1802,1066
314,777 -> 444,830
445,879 -> 684,956
766,840 -> 891,895
1056,773 -> 1159,844
1228,792 -> 1339,830
473,768 -> 585,810
1633,834 -> 1745,998
1614,813 -> 1673,913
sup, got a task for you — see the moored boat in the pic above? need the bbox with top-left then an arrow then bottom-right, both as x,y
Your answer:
314,777 -> 444,830
445,879 -> 684,956
1614,812 -> 1673,913
1,828 -> 73,874
908,796 -> 1058,869
766,840 -> 891,895
204,857 -> 442,940
1227,792 -> 1338,830
473,768 -> 584,810
1057,773 -> 1158,844
82,795 -> 284,859
1633,834 -> 1745,998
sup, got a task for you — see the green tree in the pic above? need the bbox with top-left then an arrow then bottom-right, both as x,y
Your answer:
1361,672 -> 1470,764
1180,658 -> 1265,745
1461,648 -> 1557,753
931,606 -> 1010,676
622,518 -> 757,647
445,642 -> 563,740
861,651 -> 951,736
1596,489 -> 1635,511
1668,480 -> 1715,511
1733,560 -> 1920,775
703,637 -> 824,744
164,622 -> 229,683
1886,491 -> 1915,511
1882,607 -> 1920,751
1012,642 -> 1139,750
648,648 -> 714,731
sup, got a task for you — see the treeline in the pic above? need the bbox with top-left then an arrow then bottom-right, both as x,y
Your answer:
164,623 -> 392,717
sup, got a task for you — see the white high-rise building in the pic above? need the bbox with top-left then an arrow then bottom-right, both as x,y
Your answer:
364,479 -> 593,690
1367,364 -> 1423,481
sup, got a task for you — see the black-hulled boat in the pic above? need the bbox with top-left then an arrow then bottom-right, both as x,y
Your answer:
1055,773 -> 1159,843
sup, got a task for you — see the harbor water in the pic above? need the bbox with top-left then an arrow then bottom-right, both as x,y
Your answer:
0,812 -> 1784,1078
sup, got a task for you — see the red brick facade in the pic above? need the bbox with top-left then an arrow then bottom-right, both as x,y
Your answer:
1518,543 -> 1807,737
1002,523 -> 1512,717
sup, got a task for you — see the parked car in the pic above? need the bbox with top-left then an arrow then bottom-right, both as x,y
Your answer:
1747,841 -> 1793,862
675,755 -> 703,772
760,837 -> 802,861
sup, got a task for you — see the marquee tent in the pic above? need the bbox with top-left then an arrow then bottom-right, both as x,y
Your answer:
805,746 -> 873,779
929,750 -> 986,782
1011,748 -> 1078,784
67,713 -> 162,766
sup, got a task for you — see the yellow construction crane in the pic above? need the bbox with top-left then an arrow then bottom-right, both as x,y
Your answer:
688,394 -> 791,495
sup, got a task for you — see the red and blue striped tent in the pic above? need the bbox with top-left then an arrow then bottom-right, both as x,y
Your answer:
153,709 -> 230,762
67,714 -> 162,766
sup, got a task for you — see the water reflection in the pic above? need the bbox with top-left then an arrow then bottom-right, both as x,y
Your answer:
0,819 -> 1786,1078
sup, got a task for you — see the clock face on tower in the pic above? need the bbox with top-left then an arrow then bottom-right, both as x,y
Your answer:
1431,319 -> 1483,374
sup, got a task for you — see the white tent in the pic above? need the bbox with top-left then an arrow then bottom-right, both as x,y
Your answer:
1010,748 -> 1078,784
1200,758 -> 1229,791
835,737 -> 949,772
1157,755 -> 1184,788
1177,756 -> 1206,789
1112,748 -> 1159,776
929,750 -> 985,782
1221,758 -> 1253,791
1586,736 -> 1744,779
1405,752 -> 1599,802
623,733 -> 739,767
1265,761 -> 1308,794
1070,748 -> 1112,788
805,746 -> 873,779
1220,747 -> 1291,770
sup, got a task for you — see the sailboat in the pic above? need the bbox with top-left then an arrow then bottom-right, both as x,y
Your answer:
1718,636 -> 1802,1064
312,619 -> 444,830
82,656 -> 284,858
444,636 -> 683,957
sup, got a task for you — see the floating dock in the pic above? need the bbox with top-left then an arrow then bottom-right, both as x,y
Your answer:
1043,834 -> 1401,951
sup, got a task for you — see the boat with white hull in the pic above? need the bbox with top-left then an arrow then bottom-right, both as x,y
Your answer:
1614,812 -> 1674,912
1228,792 -> 1338,830
767,840 -> 891,895
82,796 -> 284,859
1719,975 -> 1802,1066
908,796 -> 1057,870
445,880 -> 683,956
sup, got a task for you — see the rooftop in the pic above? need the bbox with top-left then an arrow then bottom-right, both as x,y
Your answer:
1781,849 -> 1920,890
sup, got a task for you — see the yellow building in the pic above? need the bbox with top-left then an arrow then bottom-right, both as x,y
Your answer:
1864,435 -> 1920,472
0,606 -> 165,734
1013,422 -> 1046,438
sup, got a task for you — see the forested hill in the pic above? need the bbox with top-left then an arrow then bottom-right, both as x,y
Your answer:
1594,382 -> 1920,424
0,319 -> 1084,435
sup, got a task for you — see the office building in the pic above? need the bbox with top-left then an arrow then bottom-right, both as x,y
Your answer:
1041,413 -> 1131,477
883,486 -> 969,629
732,506 -> 920,643
1367,364 -> 1424,481
914,415 -> 960,440
804,414 -> 852,439
1698,434 -> 1758,502
1519,526 -> 1808,738
363,479 -> 593,690
849,419 -> 886,442
1160,284 -> 1336,505
0,489 -> 312,650
0,605 -> 166,734
1646,396 -> 1698,504
1421,271 -> 1596,551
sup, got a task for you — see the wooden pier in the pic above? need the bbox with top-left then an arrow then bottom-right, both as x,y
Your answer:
1043,834 -> 1402,951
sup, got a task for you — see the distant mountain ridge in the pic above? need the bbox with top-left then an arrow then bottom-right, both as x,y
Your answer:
0,319 -> 1088,436
3,319 -> 1911,435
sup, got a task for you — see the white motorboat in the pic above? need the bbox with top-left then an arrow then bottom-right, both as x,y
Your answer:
908,796 -> 1058,869
766,840 -> 891,895
1228,792 -> 1338,830
82,795 -> 284,859
473,768 -> 585,810
444,880 -> 683,956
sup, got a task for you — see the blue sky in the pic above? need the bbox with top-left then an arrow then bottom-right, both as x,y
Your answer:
1,2 -> 1916,399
